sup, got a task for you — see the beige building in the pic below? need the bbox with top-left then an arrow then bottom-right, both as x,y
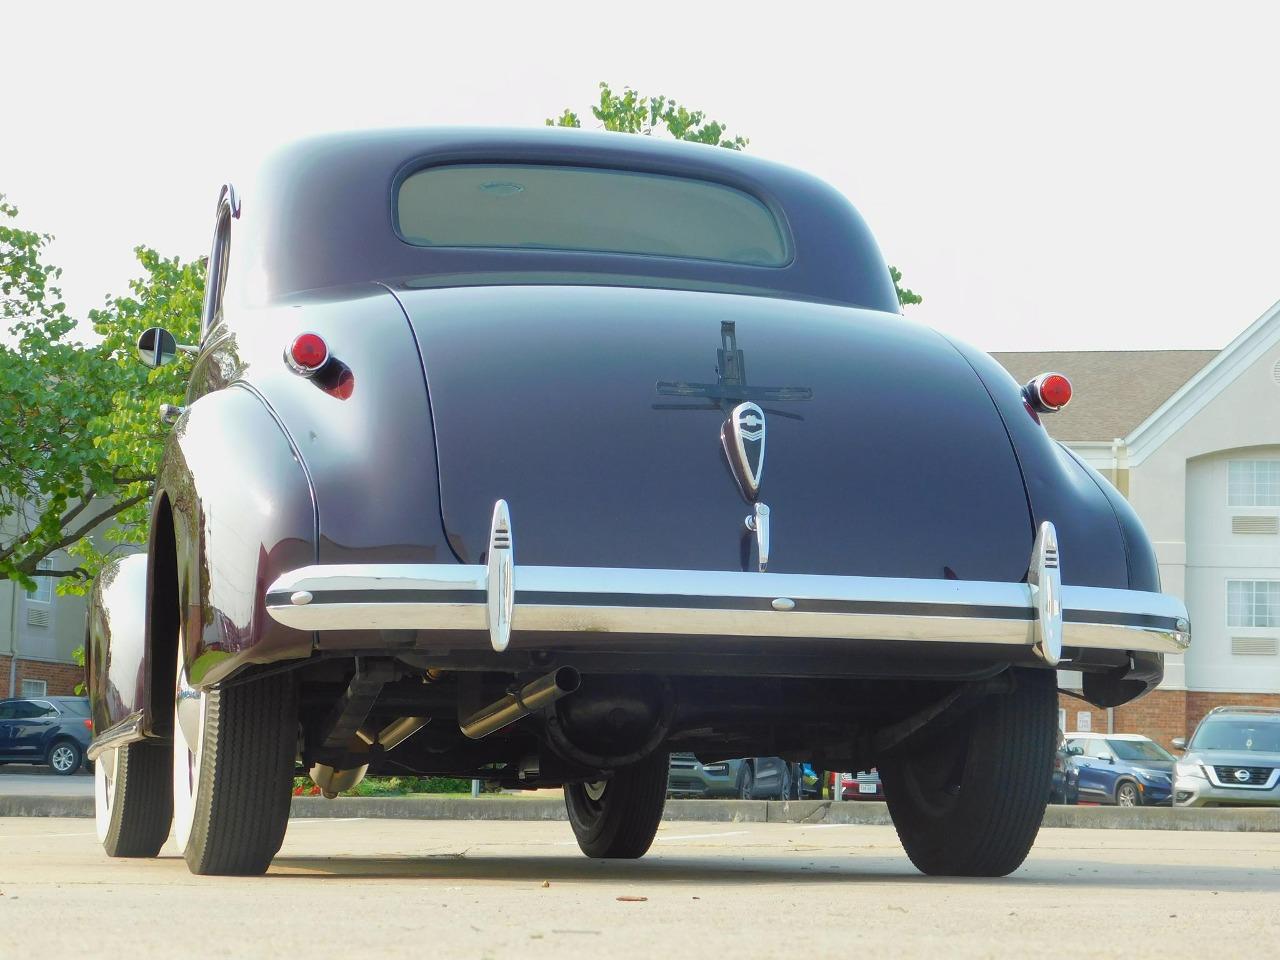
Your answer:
1,549 -> 89,698
997,297 -> 1280,746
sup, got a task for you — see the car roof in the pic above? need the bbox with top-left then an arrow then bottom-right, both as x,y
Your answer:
234,126 -> 901,313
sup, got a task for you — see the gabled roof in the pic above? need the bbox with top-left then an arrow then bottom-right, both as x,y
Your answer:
993,350 -> 1216,442
1122,298 -> 1280,463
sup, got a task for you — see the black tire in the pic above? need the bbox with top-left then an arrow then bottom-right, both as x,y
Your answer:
1115,780 -> 1141,807
47,739 -> 83,776
98,742 -> 173,857
183,675 -> 297,875
880,669 -> 1056,877
564,751 -> 669,859
737,763 -> 755,800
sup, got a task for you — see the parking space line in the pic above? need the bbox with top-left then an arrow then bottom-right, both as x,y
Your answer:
289,817 -> 366,824
655,830 -> 751,842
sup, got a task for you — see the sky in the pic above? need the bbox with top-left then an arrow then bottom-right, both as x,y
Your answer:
2,0 -> 1277,352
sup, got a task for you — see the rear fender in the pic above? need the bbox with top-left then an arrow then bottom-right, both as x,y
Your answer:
86,553 -> 150,738
946,338 -> 1131,589
158,384 -> 316,692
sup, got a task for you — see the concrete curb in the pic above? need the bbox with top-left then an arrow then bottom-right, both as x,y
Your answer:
5,794 -> 1279,831
0,795 -> 95,818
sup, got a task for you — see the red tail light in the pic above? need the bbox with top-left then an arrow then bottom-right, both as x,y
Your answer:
83,719 -> 93,730
286,332 -> 329,375
1024,372 -> 1072,414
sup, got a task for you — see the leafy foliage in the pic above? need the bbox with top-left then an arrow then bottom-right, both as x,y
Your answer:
548,81 -> 749,150
549,83 -> 920,307
0,195 -> 202,592
890,266 -> 922,306
291,775 -> 474,796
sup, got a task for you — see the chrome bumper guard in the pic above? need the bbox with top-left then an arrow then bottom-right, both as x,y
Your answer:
265,506 -> 1189,666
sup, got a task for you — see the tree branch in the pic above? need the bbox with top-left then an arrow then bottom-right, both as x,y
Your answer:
11,489 -> 151,568
27,566 -> 90,580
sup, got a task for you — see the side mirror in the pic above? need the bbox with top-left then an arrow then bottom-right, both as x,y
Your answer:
1104,755 -> 1116,764
137,327 -> 179,368
1171,737 -> 1186,751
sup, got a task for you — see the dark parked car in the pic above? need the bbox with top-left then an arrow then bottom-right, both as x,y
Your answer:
1050,740 -> 1080,805
0,697 -> 92,774
1064,733 -> 1174,806
668,754 -> 801,799
86,126 -> 1189,878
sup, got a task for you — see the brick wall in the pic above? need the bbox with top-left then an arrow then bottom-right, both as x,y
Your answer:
1058,688 -> 1280,749
0,656 -> 85,698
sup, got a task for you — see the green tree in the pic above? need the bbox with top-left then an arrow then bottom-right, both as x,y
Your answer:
548,81 -> 749,150
890,266 -> 921,306
0,195 -> 202,592
549,83 -> 920,307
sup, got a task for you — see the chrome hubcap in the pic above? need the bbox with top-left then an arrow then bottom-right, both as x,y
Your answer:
51,746 -> 75,771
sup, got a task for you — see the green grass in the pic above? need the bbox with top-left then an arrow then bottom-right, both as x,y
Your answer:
293,775 -> 473,797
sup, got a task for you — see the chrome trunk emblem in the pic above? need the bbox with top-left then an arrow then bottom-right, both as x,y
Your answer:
486,500 -> 514,653
723,401 -> 766,500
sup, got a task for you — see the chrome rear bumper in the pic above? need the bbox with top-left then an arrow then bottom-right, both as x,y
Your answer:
265,517 -> 1189,665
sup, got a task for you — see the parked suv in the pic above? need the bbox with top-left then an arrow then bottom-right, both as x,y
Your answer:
0,697 -> 93,775
668,754 -> 801,799
1173,707 -> 1280,807
1064,732 -> 1174,806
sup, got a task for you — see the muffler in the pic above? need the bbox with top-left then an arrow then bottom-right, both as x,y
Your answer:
460,666 -> 581,740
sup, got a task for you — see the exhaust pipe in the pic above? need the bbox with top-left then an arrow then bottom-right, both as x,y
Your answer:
460,666 -> 581,740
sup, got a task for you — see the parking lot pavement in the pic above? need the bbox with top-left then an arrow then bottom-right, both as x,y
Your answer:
0,766 -> 93,797
1,819 -> 1277,958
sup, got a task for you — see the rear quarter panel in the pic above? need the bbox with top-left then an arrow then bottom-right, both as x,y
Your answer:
158,385 -> 316,689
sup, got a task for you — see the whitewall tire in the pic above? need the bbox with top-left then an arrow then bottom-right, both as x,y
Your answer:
95,740 -> 172,857
171,663 -> 298,876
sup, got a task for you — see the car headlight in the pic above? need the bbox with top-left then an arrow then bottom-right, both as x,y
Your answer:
1134,768 -> 1170,783
1174,761 -> 1207,780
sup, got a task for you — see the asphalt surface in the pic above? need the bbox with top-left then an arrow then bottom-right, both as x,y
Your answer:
0,767 -> 93,797
1,818 -> 1276,958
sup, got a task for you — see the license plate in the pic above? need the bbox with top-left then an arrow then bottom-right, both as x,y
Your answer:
859,783 -> 877,794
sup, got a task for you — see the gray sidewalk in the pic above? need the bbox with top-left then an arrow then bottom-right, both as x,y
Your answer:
3,792 -> 1278,831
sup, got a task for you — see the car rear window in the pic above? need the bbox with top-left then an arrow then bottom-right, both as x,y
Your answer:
58,699 -> 90,716
396,163 -> 788,266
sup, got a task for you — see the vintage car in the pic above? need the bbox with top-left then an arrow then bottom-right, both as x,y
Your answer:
85,127 -> 1190,878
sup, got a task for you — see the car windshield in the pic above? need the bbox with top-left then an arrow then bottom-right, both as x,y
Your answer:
1110,739 -> 1174,762
396,163 -> 789,266
1190,719 -> 1280,753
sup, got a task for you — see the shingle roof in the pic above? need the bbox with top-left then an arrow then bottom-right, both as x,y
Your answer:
991,350 -> 1218,442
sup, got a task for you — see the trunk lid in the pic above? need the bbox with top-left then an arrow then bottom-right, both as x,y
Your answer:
397,284 -> 1033,581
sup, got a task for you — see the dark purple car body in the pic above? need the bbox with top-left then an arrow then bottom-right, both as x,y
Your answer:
85,128 -> 1189,877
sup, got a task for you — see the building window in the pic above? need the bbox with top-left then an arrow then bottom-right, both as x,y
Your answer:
1228,460 -> 1280,506
25,558 -> 53,604
20,679 -> 48,697
1227,579 -> 1280,627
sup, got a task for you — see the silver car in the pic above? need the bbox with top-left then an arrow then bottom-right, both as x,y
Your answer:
1173,707 -> 1280,807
